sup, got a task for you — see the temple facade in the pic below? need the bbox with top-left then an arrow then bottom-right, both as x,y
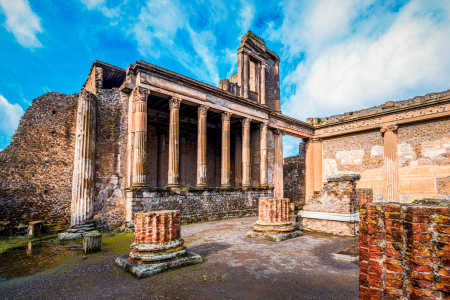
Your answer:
0,31 -> 449,230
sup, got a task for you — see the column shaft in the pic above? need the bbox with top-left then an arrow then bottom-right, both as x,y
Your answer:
196,105 -> 208,186
71,90 -> 96,226
382,125 -> 399,202
273,130 -> 284,199
260,123 -> 268,187
126,94 -> 135,187
242,118 -> 251,187
132,87 -> 148,186
221,112 -> 231,187
168,97 -> 181,186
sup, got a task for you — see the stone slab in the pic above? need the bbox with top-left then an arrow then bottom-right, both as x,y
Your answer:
299,211 -> 360,222
58,230 -> 100,241
246,228 -> 303,242
115,251 -> 203,279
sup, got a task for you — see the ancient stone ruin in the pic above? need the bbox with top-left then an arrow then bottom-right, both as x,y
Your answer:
115,210 -> 202,278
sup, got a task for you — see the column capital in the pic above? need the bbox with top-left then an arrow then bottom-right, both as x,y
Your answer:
310,137 -> 322,142
259,122 -> 268,129
241,118 -> 251,127
221,111 -> 232,122
380,124 -> 398,134
132,87 -> 148,102
169,97 -> 181,109
272,128 -> 284,136
198,104 -> 208,115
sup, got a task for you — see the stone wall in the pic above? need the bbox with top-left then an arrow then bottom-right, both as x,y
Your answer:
397,118 -> 450,202
322,130 -> 385,201
359,199 -> 450,299
283,142 -> 306,209
127,188 -> 272,224
0,92 -> 78,225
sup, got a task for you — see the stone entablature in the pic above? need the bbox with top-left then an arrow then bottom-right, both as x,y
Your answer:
311,90 -> 450,138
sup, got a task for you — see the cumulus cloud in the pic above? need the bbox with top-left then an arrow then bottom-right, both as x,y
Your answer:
271,0 -> 450,122
0,0 -> 43,48
0,95 -> 24,142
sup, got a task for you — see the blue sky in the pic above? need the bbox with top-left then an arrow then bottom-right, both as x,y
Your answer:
0,0 -> 449,156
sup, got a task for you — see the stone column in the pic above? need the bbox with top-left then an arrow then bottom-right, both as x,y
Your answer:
273,129 -> 284,199
221,112 -> 231,187
132,87 -> 148,186
168,97 -> 181,187
381,125 -> 399,202
260,63 -> 266,105
237,52 -> 244,97
196,105 -> 208,186
260,122 -> 268,187
126,93 -> 135,187
243,54 -> 249,99
304,138 -> 322,203
241,118 -> 251,187
71,89 -> 96,226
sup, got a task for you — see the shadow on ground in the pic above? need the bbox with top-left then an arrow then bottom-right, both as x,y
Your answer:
0,217 -> 358,300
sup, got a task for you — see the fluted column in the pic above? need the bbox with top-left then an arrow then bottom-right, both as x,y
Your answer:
221,112 -> 231,187
168,97 -> 181,187
260,63 -> 266,105
126,92 -> 135,187
243,54 -> 249,99
260,122 -> 268,187
381,125 -> 399,202
132,87 -> 148,186
196,105 -> 208,186
242,118 -> 251,187
273,129 -> 284,199
71,89 -> 96,226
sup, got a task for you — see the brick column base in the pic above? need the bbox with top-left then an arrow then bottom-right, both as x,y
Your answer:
115,210 -> 202,278
248,197 -> 302,242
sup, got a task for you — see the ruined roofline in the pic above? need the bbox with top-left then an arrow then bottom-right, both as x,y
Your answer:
239,30 -> 280,61
82,60 -> 126,93
307,89 -> 450,127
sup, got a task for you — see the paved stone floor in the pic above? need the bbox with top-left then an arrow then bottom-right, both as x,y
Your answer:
0,217 -> 359,299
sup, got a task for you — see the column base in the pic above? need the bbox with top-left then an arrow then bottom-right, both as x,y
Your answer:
196,183 -> 208,187
220,184 -> 232,189
115,251 -> 202,279
247,225 -> 302,242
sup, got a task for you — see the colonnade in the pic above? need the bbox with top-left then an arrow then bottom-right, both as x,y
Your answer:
128,87 -> 282,190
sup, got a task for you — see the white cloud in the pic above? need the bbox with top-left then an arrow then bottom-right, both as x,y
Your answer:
0,0 -> 43,48
0,95 -> 24,140
272,0 -> 450,121
80,0 -> 119,18
238,1 -> 254,36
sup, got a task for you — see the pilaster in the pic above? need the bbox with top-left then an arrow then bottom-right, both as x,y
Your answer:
381,125 -> 399,202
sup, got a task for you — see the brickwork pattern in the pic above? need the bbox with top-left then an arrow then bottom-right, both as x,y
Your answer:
134,210 -> 181,244
257,197 -> 291,225
357,188 -> 374,206
359,200 -> 450,299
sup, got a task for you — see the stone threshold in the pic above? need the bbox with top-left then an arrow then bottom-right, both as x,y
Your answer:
246,228 -> 303,242
115,252 -> 202,279
298,211 -> 360,222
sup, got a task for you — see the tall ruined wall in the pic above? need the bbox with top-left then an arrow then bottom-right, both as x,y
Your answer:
322,130 -> 385,201
0,93 -> 78,225
283,142 -> 306,209
93,88 -> 128,228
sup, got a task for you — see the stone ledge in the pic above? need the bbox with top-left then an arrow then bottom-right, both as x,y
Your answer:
246,228 -> 302,242
298,211 -> 360,222
115,252 -> 202,279
326,174 -> 360,182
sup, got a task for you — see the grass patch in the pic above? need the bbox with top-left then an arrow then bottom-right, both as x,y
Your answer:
101,232 -> 134,254
0,233 -> 58,255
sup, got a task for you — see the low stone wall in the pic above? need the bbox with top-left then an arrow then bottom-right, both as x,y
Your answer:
300,174 -> 360,236
127,188 -> 273,224
359,199 -> 450,299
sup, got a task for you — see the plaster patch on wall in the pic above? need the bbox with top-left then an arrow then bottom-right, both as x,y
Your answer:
336,149 -> 364,165
398,143 -> 416,166
370,145 -> 384,157
323,159 -> 338,178
422,137 -> 449,159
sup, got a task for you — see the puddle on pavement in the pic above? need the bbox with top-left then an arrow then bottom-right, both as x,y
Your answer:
0,239 -> 83,281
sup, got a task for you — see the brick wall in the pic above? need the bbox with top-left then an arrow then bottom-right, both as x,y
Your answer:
359,199 -> 450,299
283,142 -> 306,209
0,92 -> 77,225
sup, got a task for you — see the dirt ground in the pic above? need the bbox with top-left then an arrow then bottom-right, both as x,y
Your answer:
0,217 -> 359,300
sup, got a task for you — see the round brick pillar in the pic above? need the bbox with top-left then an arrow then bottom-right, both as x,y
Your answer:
129,210 -> 185,264
253,197 -> 296,233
